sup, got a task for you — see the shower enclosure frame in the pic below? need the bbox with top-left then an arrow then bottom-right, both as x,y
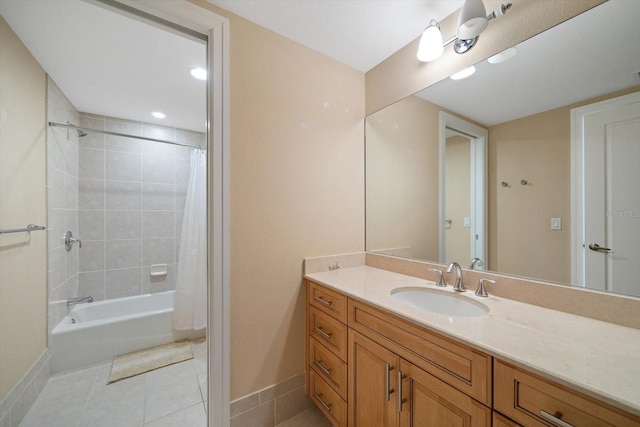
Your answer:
89,1 -> 231,426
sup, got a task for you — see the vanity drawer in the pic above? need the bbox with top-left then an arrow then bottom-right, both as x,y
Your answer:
348,298 -> 492,406
309,306 -> 347,362
308,280 -> 347,323
309,337 -> 348,400
494,360 -> 640,427
493,412 -> 521,427
309,369 -> 347,427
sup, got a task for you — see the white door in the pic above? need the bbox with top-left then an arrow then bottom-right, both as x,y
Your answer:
573,92 -> 640,296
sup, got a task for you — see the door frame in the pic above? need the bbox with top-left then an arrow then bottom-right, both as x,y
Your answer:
570,91 -> 640,288
439,112 -> 488,267
89,1 -> 231,425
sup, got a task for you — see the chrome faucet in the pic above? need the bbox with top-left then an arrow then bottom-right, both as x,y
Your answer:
67,296 -> 93,306
470,257 -> 484,270
446,262 -> 466,292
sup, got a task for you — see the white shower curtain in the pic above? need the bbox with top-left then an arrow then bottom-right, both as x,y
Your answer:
173,148 -> 207,331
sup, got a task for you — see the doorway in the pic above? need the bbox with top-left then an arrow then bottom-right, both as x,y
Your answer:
571,91 -> 640,296
439,112 -> 488,268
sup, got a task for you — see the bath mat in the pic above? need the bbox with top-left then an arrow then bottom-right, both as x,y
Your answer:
107,339 -> 193,383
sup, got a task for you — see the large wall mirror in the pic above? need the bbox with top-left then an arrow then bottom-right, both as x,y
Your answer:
366,0 -> 640,297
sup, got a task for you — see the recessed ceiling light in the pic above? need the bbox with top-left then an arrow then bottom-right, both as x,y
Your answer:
450,66 -> 476,80
151,112 -> 166,119
190,67 -> 207,81
488,47 -> 518,64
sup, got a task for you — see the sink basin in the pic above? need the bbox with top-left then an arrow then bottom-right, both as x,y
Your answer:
391,288 -> 489,317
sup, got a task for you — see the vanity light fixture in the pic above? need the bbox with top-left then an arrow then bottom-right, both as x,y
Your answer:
151,111 -> 166,119
417,0 -> 512,62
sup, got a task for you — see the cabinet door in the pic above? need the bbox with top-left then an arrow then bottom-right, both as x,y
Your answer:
398,359 -> 491,427
348,330 -> 399,427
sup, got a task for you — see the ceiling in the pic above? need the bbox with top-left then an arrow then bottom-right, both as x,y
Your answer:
0,0 -> 463,133
206,0 -> 464,73
2,0 -> 637,134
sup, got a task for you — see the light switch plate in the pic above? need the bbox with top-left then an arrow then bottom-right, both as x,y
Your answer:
551,218 -> 562,230
463,217 -> 470,228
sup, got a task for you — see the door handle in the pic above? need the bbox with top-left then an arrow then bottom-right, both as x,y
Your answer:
588,243 -> 612,252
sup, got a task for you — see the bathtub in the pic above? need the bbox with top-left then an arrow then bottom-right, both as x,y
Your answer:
51,290 -> 204,373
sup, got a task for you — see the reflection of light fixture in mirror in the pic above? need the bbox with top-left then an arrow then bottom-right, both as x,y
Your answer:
450,66 -> 476,80
488,47 -> 518,64
416,1 -> 512,62
417,20 -> 444,62
190,67 -> 207,80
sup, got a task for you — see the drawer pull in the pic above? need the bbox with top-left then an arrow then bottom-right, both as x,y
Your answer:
540,410 -> 575,427
314,325 -> 333,340
313,359 -> 333,377
314,392 -> 333,413
314,295 -> 333,307
385,363 -> 395,401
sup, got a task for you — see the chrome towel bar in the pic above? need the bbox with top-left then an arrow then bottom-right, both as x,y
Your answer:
0,224 -> 46,235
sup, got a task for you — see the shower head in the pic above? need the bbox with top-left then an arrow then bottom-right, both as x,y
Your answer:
77,129 -> 88,138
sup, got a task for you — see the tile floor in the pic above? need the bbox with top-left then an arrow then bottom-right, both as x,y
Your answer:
18,338 -> 331,427
19,339 -> 207,427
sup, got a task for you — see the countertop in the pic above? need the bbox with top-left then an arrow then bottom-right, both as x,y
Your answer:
304,266 -> 640,416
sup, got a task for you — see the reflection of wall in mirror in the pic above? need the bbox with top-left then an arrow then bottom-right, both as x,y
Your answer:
488,86 -> 640,284
445,135 -> 471,264
366,96 -> 439,260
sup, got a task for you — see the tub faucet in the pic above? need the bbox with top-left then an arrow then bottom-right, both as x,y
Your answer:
446,262 -> 466,292
67,296 -> 93,306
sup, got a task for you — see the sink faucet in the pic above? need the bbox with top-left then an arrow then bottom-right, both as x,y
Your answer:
446,262 -> 466,292
470,257 -> 484,270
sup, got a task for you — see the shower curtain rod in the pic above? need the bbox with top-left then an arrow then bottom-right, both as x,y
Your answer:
48,121 -> 205,149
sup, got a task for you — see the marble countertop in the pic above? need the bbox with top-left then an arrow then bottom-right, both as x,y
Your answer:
304,266 -> 640,416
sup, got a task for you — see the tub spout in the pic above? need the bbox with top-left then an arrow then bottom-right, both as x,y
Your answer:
67,296 -> 93,306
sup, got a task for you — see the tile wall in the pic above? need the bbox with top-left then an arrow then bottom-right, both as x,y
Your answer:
76,113 -> 205,301
47,78 -> 80,333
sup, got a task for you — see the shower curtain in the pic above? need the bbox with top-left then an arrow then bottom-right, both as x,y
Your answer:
173,148 -> 207,331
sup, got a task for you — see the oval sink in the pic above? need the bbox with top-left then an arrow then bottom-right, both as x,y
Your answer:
391,288 -> 489,317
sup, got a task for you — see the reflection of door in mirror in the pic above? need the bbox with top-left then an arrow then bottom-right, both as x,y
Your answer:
444,131 -> 471,264
439,113 -> 487,268
572,92 -> 640,297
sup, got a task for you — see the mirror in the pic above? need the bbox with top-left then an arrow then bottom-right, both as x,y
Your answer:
366,0 -> 640,297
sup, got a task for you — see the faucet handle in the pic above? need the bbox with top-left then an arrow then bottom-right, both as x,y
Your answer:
428,268 -> 447,287
475,278 -> 495,297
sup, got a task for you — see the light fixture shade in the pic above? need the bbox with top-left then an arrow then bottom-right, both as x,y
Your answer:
417,20 -> 444,62
457,0 -> 488,40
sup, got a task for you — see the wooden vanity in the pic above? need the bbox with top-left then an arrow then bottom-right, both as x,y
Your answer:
305,279 -> 640,426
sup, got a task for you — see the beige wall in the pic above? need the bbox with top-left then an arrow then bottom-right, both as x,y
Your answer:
0,16 -> 48,401
365,96 -> 440,261
365,0 -> 605,116
190,0 -> 365,400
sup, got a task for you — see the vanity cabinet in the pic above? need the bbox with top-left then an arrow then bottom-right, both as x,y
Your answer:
307,281 -> 348,426
305,280 -> 640,426
494,360 -> 640,427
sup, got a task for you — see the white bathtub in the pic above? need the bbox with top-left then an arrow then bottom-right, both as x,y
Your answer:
51,290 -> 204,373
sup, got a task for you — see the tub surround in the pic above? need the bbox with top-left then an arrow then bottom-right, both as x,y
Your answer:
304,253 -> 640,417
